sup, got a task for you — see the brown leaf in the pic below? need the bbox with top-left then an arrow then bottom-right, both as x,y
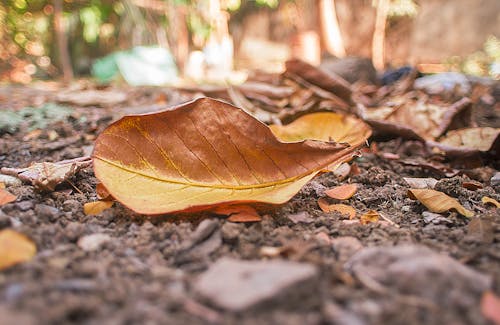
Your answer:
96,183 -> 112,200
93,98 -> 365,215
214,205 -> 262,223
467,217 -> 494,244
427,127 -> 500,157
360,210 -> 380,225
0,229 -> 36,270
407,189 -> 474,217
462,180 -> 483,191
1,156 -> 92,192
325,184 -> 358,200
481,291 -> 500,325
482,196 -> 500,208
285,59 -> 352,103
0,189 -> 16,205
84,201 -> 113,215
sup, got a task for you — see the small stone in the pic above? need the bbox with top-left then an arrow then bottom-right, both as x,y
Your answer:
331,236 -> 363,263
345,245 -> 491,305
287,211 -> 314,224
491,172 -> 500,187
221,222 -> 244,243
195,258 -> 318,311
77,233 -> 111,252
15,201 -> 33,211
62,199 -> 80,212
35,204 -> 60,222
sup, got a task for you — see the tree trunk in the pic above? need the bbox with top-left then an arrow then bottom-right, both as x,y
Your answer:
319,0 -> 346,58
372,0 -> 389,70
53,0 -> 73,82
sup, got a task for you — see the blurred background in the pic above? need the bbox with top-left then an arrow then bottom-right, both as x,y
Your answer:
1,0 -> 499,85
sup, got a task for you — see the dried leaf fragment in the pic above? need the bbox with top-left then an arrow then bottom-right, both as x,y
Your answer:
96,183 -> 112,200
93,98 -> 364,215
0,229 -> 36,270
325,184 -> 358,200
214,205 -> 262,223
360,210 -> 380,225
408,189 -> 474,217
0,189 -> 16,205
84,201 -> 113,215
1,156 -> 92,192
482,196 -> 500,208
403,177 -> 438,189
481,291 -> 500,325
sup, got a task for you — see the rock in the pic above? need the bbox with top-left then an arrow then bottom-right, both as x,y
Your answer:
491,172 -> 500,187
331,236 -> 363,263
345,245 -> 491,305
320,56 -> 377,84
35,204 -> 60,222
221,222 -> 244,243
414,72 -> 470,95
77,233 -> 111,252
15,201 -> 33,211
287,211 -> 314,224
195,257 -> 318,311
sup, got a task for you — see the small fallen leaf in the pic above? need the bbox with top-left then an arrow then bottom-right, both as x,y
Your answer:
408,189 -> 474,217
435,127 -> 499,153
84,201 -> 113,215
0,229 -> 36,270
403,177 -> 438,189
214,205 -> 262,223
482,196 -> 500,208
317,199 -> 356,219
481,291 -> 500,325
325,184 -> 358,200
0,188 -> 16,205
270,112 -> 371,147
1,156 -> 92,192
462,181 -> 483,191
360,210 -> 380,225
96,183 -> 112,200
467,217 -> 494,243
93,98 -> 367,215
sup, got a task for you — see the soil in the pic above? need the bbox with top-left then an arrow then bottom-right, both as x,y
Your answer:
0,85 -> 499,325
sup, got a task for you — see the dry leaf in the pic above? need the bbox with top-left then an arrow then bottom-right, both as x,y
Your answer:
84,201 -> 113,215
0,188 -> 16,205
481,291 -> 500,325
1,156 -> 92,192
467,217 -> 494,244
403,177 -> 438,189
408,189 -> 474,217
325,184 -> 358,200
360,210 -> 380,225
214,205 -> 262,223
93,98 -> 366,215
270,112 -> 371,148
462,180 -> 483,191
0,229 -> 36,270
428,127 -> 500,157
96,183 -> 112,200
482,196 -> 500,208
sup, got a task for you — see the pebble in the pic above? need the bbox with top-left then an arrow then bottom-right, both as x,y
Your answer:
331,236 -> 363,263
77,233 -> 111,252
62,199 -> 80,212
345,245 -> 491,304
35,204 -> 60,222
0,174 -> 22,187
491,172 -> 500,187
287,211 -> 314,224
195,257 -> 318,311
221,222 -> 244,243
15,201 -> 33,211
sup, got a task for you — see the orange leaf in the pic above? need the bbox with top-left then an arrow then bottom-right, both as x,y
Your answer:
84,201 -> 113,215
325,184 -> 358,200
408,189 -> 474,217
270,112 -> 371,148
0,229 -> 36,270
96,183 -> 112,200
482,196 -> 500,208
360,210 -> 380,225
481,291 -> 500,325
0,188 -> 16,206
214,204 -> 262,223
93,98 -> 368,215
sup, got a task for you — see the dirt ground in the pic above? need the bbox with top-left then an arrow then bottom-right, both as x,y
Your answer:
0,85 -> 499,325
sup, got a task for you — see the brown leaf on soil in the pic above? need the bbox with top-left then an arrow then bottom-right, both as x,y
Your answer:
407,189 -> 474,217
427,127 -> 500,157
0,188 -> 16,205
0,229 -> 36,270
214,205 -> 262,223
270,112 -> 371,148
93,98 -> 367,215
482,196 -> 500,208
403,177 -> 438,189
84,201 -> 113,216
461,181 -> 483,191
285,59 -> 353,103
325,184 -> 358,200
1,156 -> 92,192
360,210 -> 380,225
317,199 -> 356,219
467,217 -> 494,244
96,183 -> 112,200
481,291 -> 500,325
